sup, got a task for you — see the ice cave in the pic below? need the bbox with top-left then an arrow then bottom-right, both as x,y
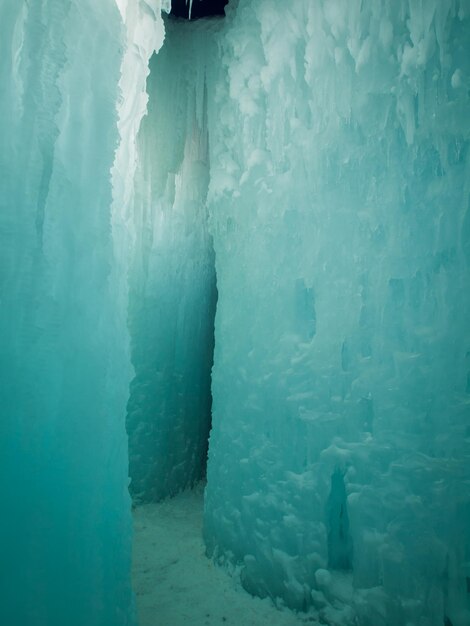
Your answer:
1,0 -> 469,625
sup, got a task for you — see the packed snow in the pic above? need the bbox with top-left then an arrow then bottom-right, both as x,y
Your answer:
133,485 -> 321,626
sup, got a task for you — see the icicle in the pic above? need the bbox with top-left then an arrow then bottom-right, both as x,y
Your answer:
186,0 -> 193,20
161,0 -> 171,14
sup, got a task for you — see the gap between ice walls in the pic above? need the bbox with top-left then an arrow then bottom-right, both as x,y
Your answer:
126,16 -> 219,503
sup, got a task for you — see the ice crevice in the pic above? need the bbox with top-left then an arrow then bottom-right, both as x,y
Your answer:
126,15 -> 219,503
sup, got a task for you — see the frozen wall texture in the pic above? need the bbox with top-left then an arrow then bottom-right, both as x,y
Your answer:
203,1 -> 470,624
127,18 -> 219,503
0,1 -> 164,624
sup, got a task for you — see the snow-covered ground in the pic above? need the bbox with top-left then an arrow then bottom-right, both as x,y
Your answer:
132,484 -> 319,626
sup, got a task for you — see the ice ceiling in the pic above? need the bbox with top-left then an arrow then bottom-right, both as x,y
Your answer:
1,1 -> 469,625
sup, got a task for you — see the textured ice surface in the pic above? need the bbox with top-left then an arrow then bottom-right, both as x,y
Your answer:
3,0 -> 470,623
0,1 -> 163,624
127,18 -> 219,502
203,1 -> 470,624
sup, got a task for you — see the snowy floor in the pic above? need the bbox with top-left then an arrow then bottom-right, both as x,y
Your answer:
132,484 -> 319,626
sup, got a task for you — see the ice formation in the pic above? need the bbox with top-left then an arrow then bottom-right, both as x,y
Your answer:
201,1 -> 470,625
127,18 -> 218,502
0,1 -> 164,624
2,0 -> 470,625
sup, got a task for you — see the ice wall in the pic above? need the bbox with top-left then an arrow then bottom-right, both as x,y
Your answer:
203,1 -> 470,624
127,18 -> 219,503
0,1 -> 163,624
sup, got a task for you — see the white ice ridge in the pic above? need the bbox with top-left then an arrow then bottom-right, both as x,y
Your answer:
110,0 -> 166,450
112,0 -> 165,242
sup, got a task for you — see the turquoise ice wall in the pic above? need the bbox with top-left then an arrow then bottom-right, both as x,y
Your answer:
0,1 -> 155,624
2,0 -> 469,623
203,1 -> 470,624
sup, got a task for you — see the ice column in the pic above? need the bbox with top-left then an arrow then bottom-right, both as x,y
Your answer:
203,1 -> 470,624
0,1 -> 164,625
126,18 -> 219,502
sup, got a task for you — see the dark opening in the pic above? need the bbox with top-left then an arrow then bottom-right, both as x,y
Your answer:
170,0 -> 229,20
201,269 -> 218,480
326,468 -> 353,570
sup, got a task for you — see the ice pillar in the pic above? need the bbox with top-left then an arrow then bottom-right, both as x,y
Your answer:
0,1 -> 163,624
203,1 -> 470,624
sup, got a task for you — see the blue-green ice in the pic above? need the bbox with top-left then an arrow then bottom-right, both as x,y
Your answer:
1,1 -> 469,625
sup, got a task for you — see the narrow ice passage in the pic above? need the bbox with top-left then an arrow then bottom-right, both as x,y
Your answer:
126,17 -> 218,502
